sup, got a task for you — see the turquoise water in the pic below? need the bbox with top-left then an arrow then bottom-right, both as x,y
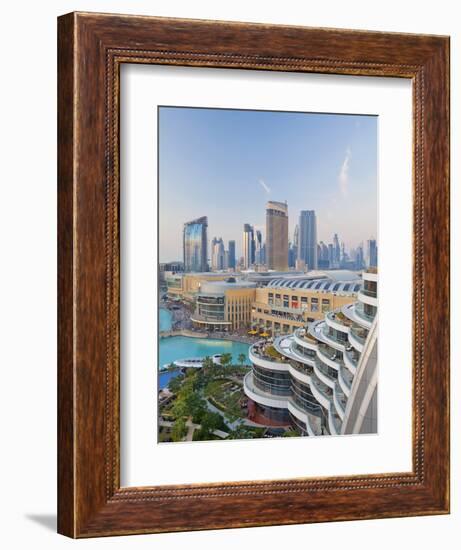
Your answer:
158,336 -> 250,390
159,308 -> 173,331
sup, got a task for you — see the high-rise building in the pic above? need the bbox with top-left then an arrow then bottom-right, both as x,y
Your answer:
366,239 -> 378,268
266,201 -> 288,271
332,233 -> 341,268
255,230 -> 263,265
288,242 -> 296,268
293,224 -> 299,261
183,216 -> 208,272
318,240 -> 330,269
243,224 -> 255,269
211,237 -> 225,271
355,243 -> 364,270
228,240 -> 236,269
328,243 -> 334,267
298,210 -> 318,270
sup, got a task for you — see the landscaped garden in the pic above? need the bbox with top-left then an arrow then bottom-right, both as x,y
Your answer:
158,357 -> 280,442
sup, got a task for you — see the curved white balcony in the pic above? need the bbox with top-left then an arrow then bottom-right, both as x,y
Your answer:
341,303 -> 372,330
316,346 -> 341,371
338,365 -> 352,397
325,311 -> 351,334
293,328 -> 319,352
328,404 -> 342,435
355,304 -> 376,327
288,341 -> 317,367
358,289 -> 378,308
362,270 -> 378,283
288,400 -> 320,437
273,335 -> 295,357
249,344 -> 289,372
313,361 -> 336,390
288,363 -> 312,385
349,328 -> 365,353
243,372 -> 289,409
343,348 -> 358,375
333,383 -> 347,420
309,320 -> 346,352
310,378 -> 333,410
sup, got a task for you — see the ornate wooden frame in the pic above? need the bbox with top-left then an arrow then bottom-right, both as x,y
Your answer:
57,12 -> 450,537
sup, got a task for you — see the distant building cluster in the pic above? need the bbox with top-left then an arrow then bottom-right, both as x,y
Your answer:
179,201 -> 377,275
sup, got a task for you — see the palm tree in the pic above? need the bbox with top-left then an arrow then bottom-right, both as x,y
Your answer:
237,353 -> 246,367
220,353 -> 232,367
202,356 -> 214,370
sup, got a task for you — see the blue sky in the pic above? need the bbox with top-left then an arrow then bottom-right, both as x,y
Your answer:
159,106 -> 377,263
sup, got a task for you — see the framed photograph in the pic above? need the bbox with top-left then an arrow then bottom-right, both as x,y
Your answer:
58,12 -> 450,537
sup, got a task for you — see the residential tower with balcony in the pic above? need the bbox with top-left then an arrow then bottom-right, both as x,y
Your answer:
244,269 -> 378,435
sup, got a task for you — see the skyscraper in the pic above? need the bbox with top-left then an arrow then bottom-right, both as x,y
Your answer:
183,216 -> 208,272
255,230 -> 263,265
328,243 -> 334,267
318,241 -> 330,269
366,239 -> 378,268
266,201 -> 289,271
228,240 -> 236,269
293,224 -> 299,264
288,242 -> 296,268
242,224 -> 255,269
298,210 -> 317,270
211,237 -> 225,271
333,233 -> 341,268
355,243 -> 364,270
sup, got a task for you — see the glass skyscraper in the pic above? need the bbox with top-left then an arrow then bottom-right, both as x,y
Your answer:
228,240 -> 236,269
183,216 -> 208,272
366,239 -> 378,268
299,210 -> 318,270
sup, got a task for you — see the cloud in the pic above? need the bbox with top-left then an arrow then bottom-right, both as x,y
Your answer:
339,148 -> 351,198
258,178 -> 271,194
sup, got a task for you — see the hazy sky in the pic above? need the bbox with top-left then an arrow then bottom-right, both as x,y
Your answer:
158,106 -> 377,263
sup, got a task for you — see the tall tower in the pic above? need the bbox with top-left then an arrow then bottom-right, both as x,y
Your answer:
255,230 -> 263,265
298,210 -> 318,271
183,216 -> 208,272
293,224 -> 299,264
242,224 -> 255,269
228,240 -> 236,269
266,201 -> 289,271
333,233 -> 340,268
366,239 -> 378,268
211,237 -> 225,271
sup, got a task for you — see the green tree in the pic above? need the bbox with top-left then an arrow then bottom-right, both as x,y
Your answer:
228,424 -> 254,440
201,411 -> 225,432
168,374 -> 185,394
194,412 -> 227,441
171,418 -> 187,442
171,388 -> 206,421
237,353 -> 246,366
220,353 -> 232,367
202,356 -> 214,370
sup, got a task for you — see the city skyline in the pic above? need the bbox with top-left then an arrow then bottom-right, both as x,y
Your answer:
159,106 -> 377,263
178,208 -> 376,272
